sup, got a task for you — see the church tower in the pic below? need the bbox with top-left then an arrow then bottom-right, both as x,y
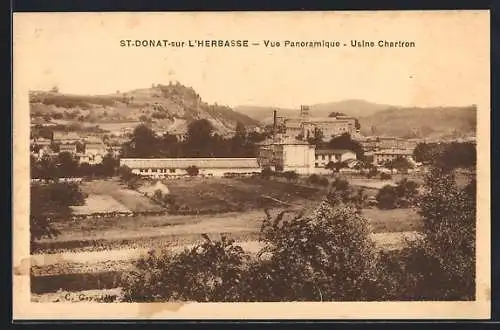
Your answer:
300,105 -> 310,118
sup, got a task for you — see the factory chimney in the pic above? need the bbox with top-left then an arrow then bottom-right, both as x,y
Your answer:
273,110 -> 278,135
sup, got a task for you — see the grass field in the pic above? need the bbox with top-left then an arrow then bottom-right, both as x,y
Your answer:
36,205 -> 422,254
71,195 -> 132,215
77,179 -> 164,214
163,177 -> 325,213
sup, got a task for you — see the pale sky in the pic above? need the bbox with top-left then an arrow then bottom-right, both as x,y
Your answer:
13,11 -> 490,110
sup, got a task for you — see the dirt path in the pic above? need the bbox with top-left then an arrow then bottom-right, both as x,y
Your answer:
31,231 -> 422,267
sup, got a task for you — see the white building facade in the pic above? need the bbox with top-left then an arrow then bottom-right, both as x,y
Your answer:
257,136 -> 316,175
120,158 -> 261,178
314,149 -> 357,168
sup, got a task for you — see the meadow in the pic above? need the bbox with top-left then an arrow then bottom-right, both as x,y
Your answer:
31,176 -> 425,300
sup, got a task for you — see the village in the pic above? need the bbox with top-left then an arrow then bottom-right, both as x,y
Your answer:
30,104 -> 464,179
29,104 -> 477,303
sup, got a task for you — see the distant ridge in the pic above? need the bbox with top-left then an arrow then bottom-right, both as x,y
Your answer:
235,99 -> 393,123
236,100 -> 477,139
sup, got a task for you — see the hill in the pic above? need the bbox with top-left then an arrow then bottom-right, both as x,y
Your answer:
235,99 -> 393,123
358,106 -> 477,139
29,84 -> 260,136
236,100 -> 477,139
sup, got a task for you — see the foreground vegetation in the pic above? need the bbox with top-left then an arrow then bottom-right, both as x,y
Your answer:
120,166 -> 476,302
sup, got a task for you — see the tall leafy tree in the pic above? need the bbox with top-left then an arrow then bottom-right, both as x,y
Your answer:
126,124 -> 159,158
185,119 -> 215,157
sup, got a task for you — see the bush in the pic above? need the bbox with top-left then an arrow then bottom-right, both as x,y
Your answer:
318,177 -> 329,187
261,166 -> 273,180
122,201 -> 382,302
375,185 -> 398,209
185,165 -> 199,177
121,235 -> 250,302
394,178 -> 419,207
247,202 -> 381,301
366,167 -> 378,179
283,171 -> 298,182
380,173 -> 392,180
325,177 -> 367,211
119,166 -> 476,302
307,174 -> 320,185
416,167 -> 475,299
375,179 -> 419,209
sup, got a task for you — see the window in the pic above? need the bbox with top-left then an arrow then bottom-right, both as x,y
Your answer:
169,168 -> 176,173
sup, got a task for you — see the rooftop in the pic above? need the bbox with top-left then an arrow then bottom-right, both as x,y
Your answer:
316,149 -> 356,155
257,135 -> 311,146
374,148 -> 413,155
85,136 -> 105,144
120,158 -> 261,169
53,131 -> 81,141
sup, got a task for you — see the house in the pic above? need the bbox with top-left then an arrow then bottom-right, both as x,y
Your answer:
373,148 -> 415,166
355,136 -> 379,152
280,106 -> 358,141
32,137 -> 52,148
107,145 -> 123,158
85,136 -> 107,155
52,131 -> 81,144
30,117 -> 56,127
30,137 -> 53,158
378,137 -> 419,150
78,136 -> 107,164
314,149 -> 357,168
257,135 -> 316,175
120,158 -> 261,178
59,143 -> 77,154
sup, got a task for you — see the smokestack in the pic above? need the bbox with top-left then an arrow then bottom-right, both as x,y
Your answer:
273,110 -> 277,132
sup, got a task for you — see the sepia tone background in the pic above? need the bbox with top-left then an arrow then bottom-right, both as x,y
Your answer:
13,10 -> 490,319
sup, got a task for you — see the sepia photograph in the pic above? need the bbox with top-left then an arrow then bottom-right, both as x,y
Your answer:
13,11 -> 490,319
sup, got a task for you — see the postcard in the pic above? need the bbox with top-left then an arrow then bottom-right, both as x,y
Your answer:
13,10 -> 490,319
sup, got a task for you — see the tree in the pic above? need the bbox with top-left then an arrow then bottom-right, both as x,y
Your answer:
436,142 -> 476,169
30,182 -> 86,249
186,165 -> 199,177
394,178 -> 419,207
158,133 -> 180,157
327,133 -> 364,160
386,157 -> 412,173
119,165 -> 141,189
185,119 -> 215,157
325,161 -> 343,174
248,201 -> 380,301
396,166 -> 477,300
125,124 -> 159,158
56,152 -> 79,178
101,154 -> 119,177
122,235 -> 250,302
376,185 -> 398,209
307,128 -> 324,146
413,143 -> 441,164
326,177 -> 366,211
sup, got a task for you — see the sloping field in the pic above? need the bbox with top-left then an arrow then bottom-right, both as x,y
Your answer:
71,195 -> 131,215
79,179 -> 164,213
164,177 -> 325,213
